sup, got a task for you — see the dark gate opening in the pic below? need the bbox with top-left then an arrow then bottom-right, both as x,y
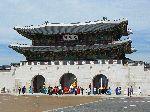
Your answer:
60,73 -> 77,90
93,74 -> 108,94
33,75 -> 45,93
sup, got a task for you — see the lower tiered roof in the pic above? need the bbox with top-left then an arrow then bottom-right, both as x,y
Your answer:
9,39 -> 134,53
9,38 -> 136,61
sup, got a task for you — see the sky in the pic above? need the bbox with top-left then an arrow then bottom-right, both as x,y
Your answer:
0,0 -> 150,65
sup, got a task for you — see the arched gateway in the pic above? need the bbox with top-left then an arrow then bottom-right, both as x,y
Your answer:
9,19 -> 135,95
93,74 -> 108,89
32,75 -> 45,93
60,73 -> 77,90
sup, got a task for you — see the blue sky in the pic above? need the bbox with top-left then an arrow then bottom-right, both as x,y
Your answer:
0,0 -> 150,65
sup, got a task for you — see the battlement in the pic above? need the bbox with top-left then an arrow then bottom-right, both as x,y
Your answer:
20,60 -> 123,66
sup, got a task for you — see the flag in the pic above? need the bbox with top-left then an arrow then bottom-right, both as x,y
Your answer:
71,81 -> 77,88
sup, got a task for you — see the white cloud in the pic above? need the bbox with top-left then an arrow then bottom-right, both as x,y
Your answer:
0,0 -> 150,64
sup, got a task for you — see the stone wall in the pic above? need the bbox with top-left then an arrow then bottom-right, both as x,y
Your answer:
0,60 -> 150,95
0,68 -> 15,92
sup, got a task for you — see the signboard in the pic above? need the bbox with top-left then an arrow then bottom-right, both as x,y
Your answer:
63,34 -> 78,40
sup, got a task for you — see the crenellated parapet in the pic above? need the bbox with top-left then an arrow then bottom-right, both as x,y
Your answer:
20,60 -> 123,66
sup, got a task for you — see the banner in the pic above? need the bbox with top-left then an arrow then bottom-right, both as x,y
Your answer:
71,80 -> 77,88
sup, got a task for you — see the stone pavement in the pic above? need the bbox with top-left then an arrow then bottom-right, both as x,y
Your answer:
0,94 -> 101,112
1,93 -> 150,112
50,97 -> 150,112
9,92 -> 150,97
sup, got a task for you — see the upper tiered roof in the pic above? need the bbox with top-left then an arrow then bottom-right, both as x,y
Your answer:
14,18 -> 129,39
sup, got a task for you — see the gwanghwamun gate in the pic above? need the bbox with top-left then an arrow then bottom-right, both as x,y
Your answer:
0,18 -> 150,95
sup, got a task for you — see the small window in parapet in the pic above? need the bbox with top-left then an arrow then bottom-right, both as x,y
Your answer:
117,60 -> 121,64
48,62 -> 51,65
28,62 -> 31,65
102,60 -> 105,64
34,62 -> 37,65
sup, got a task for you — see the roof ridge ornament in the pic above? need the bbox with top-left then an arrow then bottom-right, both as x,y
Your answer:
103,17 -> 107,21
45,21 -> 49,25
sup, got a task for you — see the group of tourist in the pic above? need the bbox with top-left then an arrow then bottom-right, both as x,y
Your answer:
127,86 -> 142,96
115,86 -> 142,96
52,86 -> 85,95
18,86 -> 28,94
92,87 -> 111,95
17,85 -> 111,95
17,85 -> 142,96
41,85 -> 85,95
17,85 -> 85,95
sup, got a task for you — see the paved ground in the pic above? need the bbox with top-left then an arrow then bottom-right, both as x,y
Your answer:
54,97 -> 150,112
0,94 -> 101,112
0,94 -> 150,112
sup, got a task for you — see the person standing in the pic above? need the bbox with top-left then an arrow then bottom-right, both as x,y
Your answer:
119,87 -> 121,95
53,86 -> 57,95
50,87 -> 53,95
18,87 -> 21,94
22,86 -> 26,94
128,87 -> 130,96
89,83 -> 91,91
61,88 -> 63,95
130,86 -> 133,96
98,87 -> 101,95
75,88 -> 77,95
115,87 -> 118,95
29,86 -> 33,94
138,86 -> 142,96
73,88 -> 75,94
77,86 -> 80,94
58,85 -> 62,95
56,86 -> 59,95
81,87 -> 84,95
93,87 -> 96,95
48,86 -> 51,95
87,88 -> 91,95
107,87 -> 111,95
85,89 -> 88,95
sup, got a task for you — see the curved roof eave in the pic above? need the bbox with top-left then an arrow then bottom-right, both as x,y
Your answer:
14,18 -> 127,29
13,18 -> 128,36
